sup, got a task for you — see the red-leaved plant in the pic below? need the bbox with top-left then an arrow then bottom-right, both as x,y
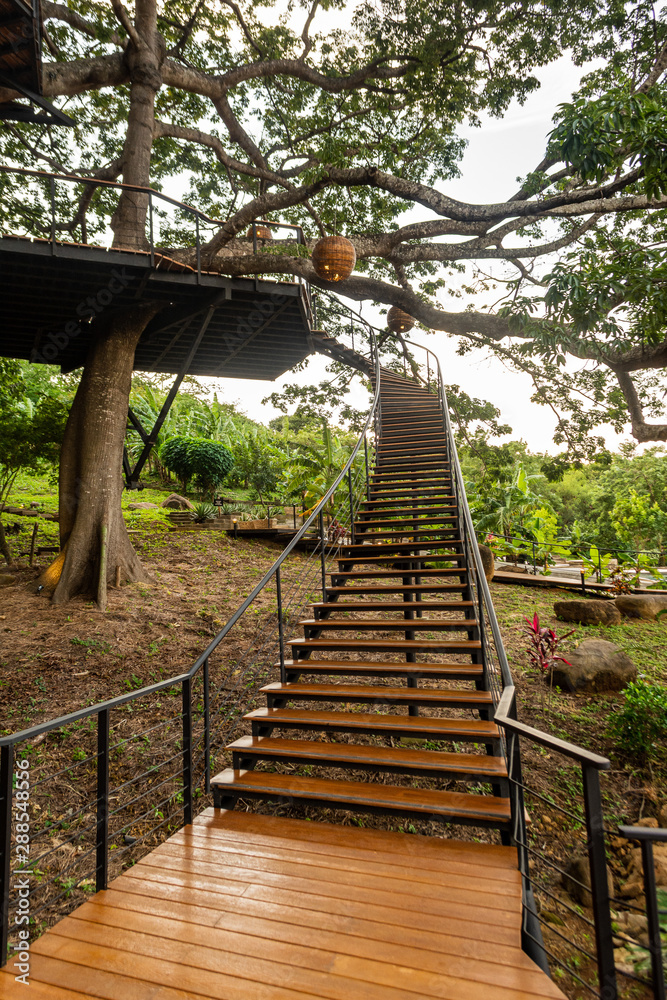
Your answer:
523,612 -> 575,713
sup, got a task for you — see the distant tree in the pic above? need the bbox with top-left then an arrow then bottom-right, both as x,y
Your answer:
160,436 -> 234,496
0,367 -> 69,563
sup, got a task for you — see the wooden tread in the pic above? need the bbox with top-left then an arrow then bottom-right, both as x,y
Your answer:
288,638 -> 481,654
313,601 -> 475,613
246,707 -> 500,743
212,770 -> 510,827
301,618 -> 477,633
276,658 -> 483,680
225,736 -> 507,781
260,682 -> 492,709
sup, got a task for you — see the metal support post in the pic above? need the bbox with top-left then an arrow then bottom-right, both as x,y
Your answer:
96,709 -> 109,892
319,511 -> 327,601
276,568 -> 286,683
582,766 -> 617,1000
203,657 -> 210,794
348,469 -> 355,545
182,678 -> 193,826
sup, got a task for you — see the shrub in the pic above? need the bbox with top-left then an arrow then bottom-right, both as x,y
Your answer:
160,436 -> 234,495
189,502 -> 217,523
607,679 -> 667,762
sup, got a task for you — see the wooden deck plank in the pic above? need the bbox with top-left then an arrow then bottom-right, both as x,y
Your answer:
169,828 -> 519,892
13,810 -> 564,1000
142,843 -> 520,912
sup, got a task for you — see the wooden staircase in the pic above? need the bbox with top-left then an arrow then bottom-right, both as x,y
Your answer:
212,368 -> 511,836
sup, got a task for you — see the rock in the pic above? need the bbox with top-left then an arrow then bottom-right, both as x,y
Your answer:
615,595 -> 667,621
636,816 -> 659,828
628,842 -> 667,887
127,502 -> 160,510
659,803 -> 667,828
563,855 -> 614,907
554,599 -> 621,626
0,574 -> 14,587
499,563 -> 529,573
161,493 -> 195,511
478,544 -> 495,584
541,910 -> 565,927
549,639 -> 637,694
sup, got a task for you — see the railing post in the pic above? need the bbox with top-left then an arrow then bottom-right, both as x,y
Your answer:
203,657 -> 210,794
182,678 -> 193,826
582,765 -> 617,1000
348,469 -> 355,545
640,838 -> 666,1000
319,511 -> 327,601
96,708 -> 109,892
148,191 -> 154,267
0,744 -> 13,966
195,214 -> 201,283
532,541 -> 537,576
49,176 -> 56,255
276,568 -> 286,684
364,436 -> 370,501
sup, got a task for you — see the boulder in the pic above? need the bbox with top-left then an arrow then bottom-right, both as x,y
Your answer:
127,502 -> 160,510
562,854 -> 614,907
627,841 -> 667,887
161,493 -> 195,510
659,803 -> 667,828
554,599 -> 621,626
549,639 -> 637,694
478,544 -> 495,584
0,574 -> 14,587
615,595 -> 667,621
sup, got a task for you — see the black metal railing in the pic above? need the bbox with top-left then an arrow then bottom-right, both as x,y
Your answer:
0,328 -> 380,966
0,164 -> 314,325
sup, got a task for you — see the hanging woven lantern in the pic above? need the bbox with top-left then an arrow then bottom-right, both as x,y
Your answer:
311,235 -> 356,282
247,220 -> 273,240
387,306 -> 415,334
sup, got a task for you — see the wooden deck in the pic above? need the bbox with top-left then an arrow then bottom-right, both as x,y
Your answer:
1,808 -> 565,1000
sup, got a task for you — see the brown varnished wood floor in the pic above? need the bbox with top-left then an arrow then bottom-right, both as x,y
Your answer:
1,808 -> 566,1000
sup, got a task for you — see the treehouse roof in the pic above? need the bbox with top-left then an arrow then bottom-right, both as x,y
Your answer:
0,236 -> 315,380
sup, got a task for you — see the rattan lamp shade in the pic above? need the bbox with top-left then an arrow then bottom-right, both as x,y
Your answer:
247,221 -> 273,240
387,306 -> 415,334
311,235 -> 356,282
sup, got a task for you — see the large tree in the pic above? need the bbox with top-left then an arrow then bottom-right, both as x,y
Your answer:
1,0 -> 666,601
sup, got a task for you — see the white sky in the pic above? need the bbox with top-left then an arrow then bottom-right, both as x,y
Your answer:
195,54 -> 635,454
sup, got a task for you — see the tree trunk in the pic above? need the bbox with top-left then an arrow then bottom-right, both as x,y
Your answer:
50,304 -> 160,605
0,519 -> 11,565
110,0 -> 163,250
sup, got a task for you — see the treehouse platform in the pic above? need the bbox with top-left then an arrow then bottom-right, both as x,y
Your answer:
0,234 -> 314,380
0,808 -> 565,1000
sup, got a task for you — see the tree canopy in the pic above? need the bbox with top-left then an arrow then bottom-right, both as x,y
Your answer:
2,0 -> 667,601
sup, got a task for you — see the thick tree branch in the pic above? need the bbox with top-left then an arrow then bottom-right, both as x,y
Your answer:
614,371 -> 667,441
42,2 -> 124,46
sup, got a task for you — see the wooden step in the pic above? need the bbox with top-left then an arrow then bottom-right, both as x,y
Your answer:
369,486 -> 452,498
337,554 -> 465,568
313,601 -> 474,613
342,540 -> 463,554
261,682 -> 492,709
246,707 -> 499,742
326,584 -> 470,596
355,515 -> 457,530
225,736 -> 508,781
276,658 -> 483,680
353,529 -> 459,542
288,638 -> 481,654
331,570 -> 467,582
212,771 -> 510,827
301,618 -> 477,634
360,497 -> 455,509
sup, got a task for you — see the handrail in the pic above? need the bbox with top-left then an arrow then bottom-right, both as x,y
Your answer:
494,685 -> 610,769
404,337 -> 514,691
0,164 -> 301,235
0,333 -> 380,750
